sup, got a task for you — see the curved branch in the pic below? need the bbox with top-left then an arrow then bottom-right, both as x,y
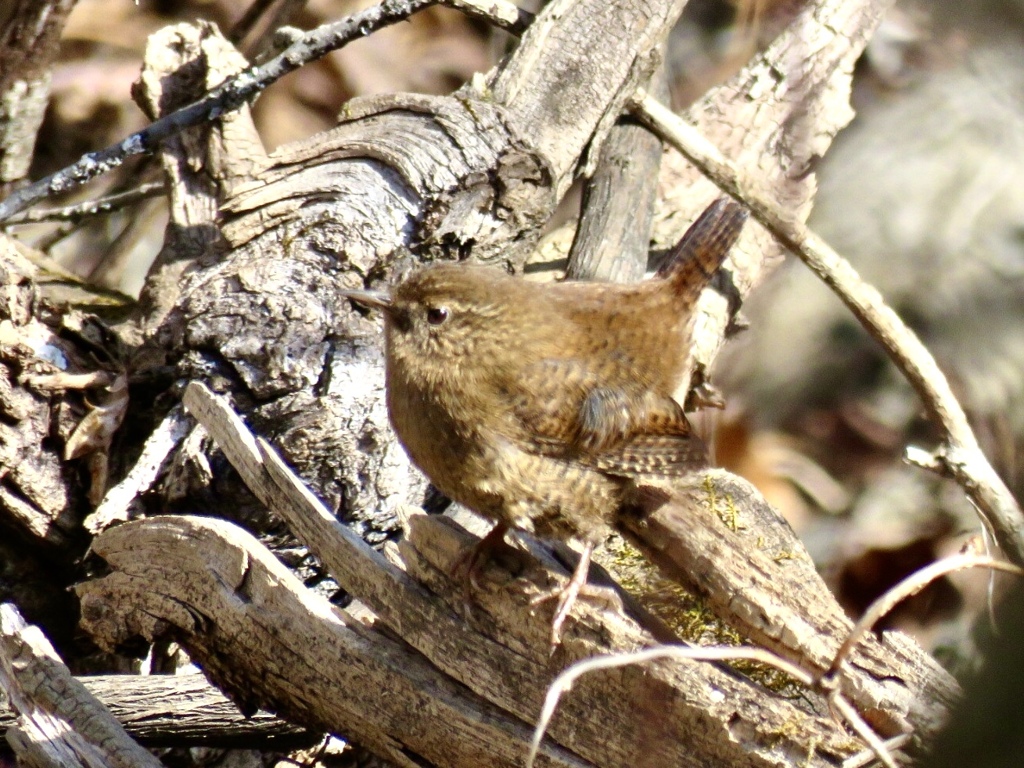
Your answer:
0,0 -> 530,223
632,92 -> 1024,567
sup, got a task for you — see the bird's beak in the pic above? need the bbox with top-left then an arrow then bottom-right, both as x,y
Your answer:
340,288 -> 392,312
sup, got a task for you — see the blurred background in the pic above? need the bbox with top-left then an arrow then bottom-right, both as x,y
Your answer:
9,0 -> 1024,673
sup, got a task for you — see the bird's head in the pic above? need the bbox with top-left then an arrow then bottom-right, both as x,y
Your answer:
341,264 -> 524,378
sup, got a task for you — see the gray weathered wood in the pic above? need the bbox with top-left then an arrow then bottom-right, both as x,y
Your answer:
0,674 -> 314,748
0,604 -> 164,768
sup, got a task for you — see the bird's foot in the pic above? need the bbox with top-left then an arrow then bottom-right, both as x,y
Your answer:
452,522 -> 516,594
529,541 -> 596,647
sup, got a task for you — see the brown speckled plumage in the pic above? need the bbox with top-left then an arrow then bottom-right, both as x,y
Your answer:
344,197 -> 747,639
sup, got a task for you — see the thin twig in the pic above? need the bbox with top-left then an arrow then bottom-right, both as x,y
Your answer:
0,0 -> 529,223
827,553 -> 1024,678
526,645 -> 815,768
2,182 -> 166,225
843,735 -> 912,768
526,642 -> 913,768
829,695 -> 899,768
630,90 -> 1024,567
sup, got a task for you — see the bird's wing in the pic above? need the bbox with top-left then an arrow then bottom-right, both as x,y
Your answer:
584,430 -> 709,477
576,385 -> 709,476
506,359 -> 708,478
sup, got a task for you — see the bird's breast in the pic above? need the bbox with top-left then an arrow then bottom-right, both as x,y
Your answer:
384,362 -> 503,504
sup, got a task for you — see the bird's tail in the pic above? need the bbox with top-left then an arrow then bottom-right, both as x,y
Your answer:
655,196 -> 748,303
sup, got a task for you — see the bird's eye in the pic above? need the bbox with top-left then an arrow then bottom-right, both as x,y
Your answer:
426,306 -> 450,326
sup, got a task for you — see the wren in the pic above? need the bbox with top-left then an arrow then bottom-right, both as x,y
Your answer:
343,197 -> 748,642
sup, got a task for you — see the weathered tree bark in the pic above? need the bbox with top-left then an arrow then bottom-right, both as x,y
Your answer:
77,511 -> 854,768
619,471 -> 958,740
0,0 -> 79,190
0,239 -> 116,648
0,604 -> 164,768
0,241 -> 80,546
565,63 -> 670,284
71,381 -> 953,767
655,0 -> 891,396
0,0 -> 966,764
0,673 -> 315,749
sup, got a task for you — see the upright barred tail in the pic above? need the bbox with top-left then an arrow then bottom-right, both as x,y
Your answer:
655,196 -> 748,305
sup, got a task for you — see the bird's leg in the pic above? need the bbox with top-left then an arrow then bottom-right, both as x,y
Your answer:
531,540 -> 595,646
453,522 -> 512,591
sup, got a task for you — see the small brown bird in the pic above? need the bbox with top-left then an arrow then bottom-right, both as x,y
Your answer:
344,197 -> 747,642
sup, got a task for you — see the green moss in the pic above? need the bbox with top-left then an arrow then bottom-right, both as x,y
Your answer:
703,474 -> 745,531
596,534 -> 805,697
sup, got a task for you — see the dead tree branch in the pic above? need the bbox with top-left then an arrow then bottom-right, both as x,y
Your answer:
70,381 -> 885,767
0,674 -> 315,749
0,0 -> 529,223
0,0 -> 79,190
0,604 -> 164,768
632,93 -> 1024,567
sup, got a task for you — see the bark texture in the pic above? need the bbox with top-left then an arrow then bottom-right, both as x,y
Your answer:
0,0 -> 79,188
0,0 -> 965,764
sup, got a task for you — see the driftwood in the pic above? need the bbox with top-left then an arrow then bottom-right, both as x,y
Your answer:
0,0 -> 984,764
0,603 -> 164,768
0,672 -> 314,749
75,383 -> 862,767
71,382 -> 957,766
